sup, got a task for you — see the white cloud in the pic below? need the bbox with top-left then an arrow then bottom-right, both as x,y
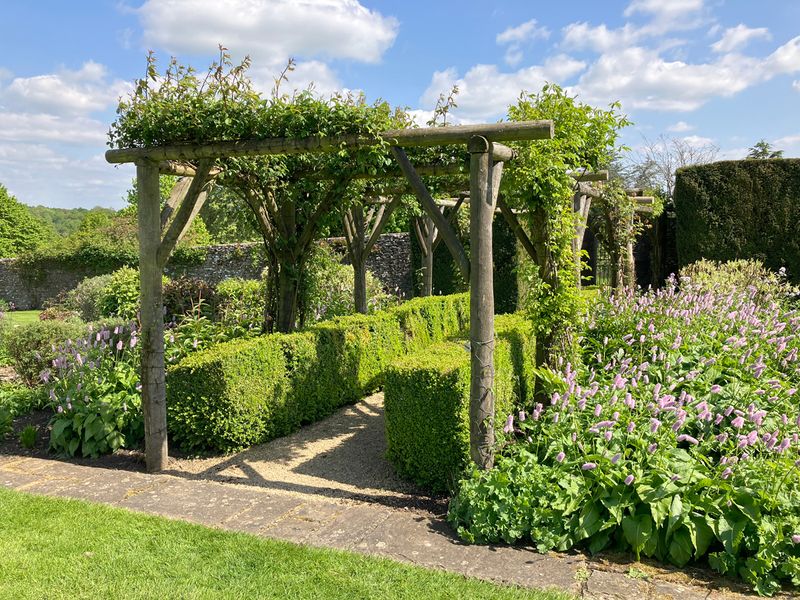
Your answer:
668,121 -> 693,132
495,20 -> 550,67
420,55 -> 585,122
496,19 -> 550,45
711,24 -> 771,53
773,133 -> 800,157
561,22 -> 641,53
794,80 -> 800,93
682,134 -> 715,147
0,112 -> 108,145
0,62 -> 130,116
137,0 -> 398,65
624,0 -> 706,29
573,35 -> 800,112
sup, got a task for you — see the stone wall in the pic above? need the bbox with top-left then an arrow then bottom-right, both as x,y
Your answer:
0,233 -> 413,310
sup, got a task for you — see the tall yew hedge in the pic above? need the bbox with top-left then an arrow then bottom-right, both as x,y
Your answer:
674,159 -> 800,281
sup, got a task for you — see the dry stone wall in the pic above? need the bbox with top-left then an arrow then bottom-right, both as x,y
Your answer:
0,233 -> 413,310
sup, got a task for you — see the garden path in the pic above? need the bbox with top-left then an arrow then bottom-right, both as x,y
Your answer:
0,393 -> 775,600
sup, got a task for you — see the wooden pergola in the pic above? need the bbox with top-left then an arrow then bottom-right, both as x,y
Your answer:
106,121 -> 554,473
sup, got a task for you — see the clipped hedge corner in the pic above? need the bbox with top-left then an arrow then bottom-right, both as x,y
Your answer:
384,313 -> 535,492
167,293 -> 469,453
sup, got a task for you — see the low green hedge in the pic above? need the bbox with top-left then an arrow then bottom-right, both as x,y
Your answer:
383,313 -> 535,492
167,293 -> 469,453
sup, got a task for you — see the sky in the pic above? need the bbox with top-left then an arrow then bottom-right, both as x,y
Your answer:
0,0 -> 798,209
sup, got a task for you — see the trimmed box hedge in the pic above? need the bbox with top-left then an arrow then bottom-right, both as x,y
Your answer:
167,293 -> 469,453
674,159 -> 800,281
383,313 -> 535,492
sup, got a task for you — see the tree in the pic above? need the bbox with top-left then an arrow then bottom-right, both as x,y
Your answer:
747,139 -> 784,159
621,136 -> 718,285
0,184 -> 52,257
502,85 -> 629,368
110,50 -> 404,332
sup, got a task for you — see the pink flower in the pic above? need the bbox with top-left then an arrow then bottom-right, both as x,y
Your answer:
581,462 -> 597,471
503,414 -> 514,434
792,535 -> 800,544
611,453 -> 621,464
710,384 -> 722,394
518,410 -> 526,422
556,452 -> 565,463
732,416 -> 745,429
594,404 -> 603,417
624,474 -> 635,485
721,468 -> 733,479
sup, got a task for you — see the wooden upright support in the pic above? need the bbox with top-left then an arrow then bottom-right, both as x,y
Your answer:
468,135 -> 497,471
136,160 -> 168,473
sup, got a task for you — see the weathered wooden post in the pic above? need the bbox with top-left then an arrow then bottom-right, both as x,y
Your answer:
136,159 -> 169,472
468,135 -> 496,470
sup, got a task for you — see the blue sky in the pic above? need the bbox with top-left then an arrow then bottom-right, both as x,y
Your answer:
1,0 -> 798,209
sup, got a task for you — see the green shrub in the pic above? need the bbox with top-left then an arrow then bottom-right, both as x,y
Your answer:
163,276 -> 216,321
63,274 -> 113,321
383,313 -> 534,492
4,320 -> 87,385
302,243 -> 394,324
215,277 -> 265,329
680,258 -> 798,306
167,293 -> 471,453
674,159 -> 800,281
99,267 -> 141,320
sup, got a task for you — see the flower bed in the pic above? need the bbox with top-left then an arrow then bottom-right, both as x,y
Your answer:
450,277 -> 800,595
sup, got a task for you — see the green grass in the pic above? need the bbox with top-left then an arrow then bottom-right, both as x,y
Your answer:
2,310 -> 41,326
0,488 -> 571,600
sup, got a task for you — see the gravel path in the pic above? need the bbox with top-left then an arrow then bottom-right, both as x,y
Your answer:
167,392 -> 443,513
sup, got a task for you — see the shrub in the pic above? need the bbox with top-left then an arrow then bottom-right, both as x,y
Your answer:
163,276 -> 216,320
674,159 -> 800,281
5,320 -> 87,385
45,322 -> 143,458
0,382 -> 43,439
167,293 -> 470,453
99,267 -> 141,320
38,307 -> 81,322
680,258 -> 798,306
302,243 -> 393,324
215,277 -> 265,330
64,274 -> 113,321
449,277 -> 800,595
384,314 -> 535,492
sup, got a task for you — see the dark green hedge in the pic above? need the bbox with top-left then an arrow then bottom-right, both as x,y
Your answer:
409,215 -> 518,313
383,313 -> 535,492
674,159 -> 800,280
167,293 -> 469,453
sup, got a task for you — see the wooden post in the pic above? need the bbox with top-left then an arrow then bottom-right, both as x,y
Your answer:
136,159 -> 168,472
468,135 -> 496,470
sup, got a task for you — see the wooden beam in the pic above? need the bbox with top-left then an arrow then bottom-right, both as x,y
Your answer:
468,135 -> 497,471
136,159 -> 168,473
497,196 -> 538,263
106,121 -> 554,164
157,159 -> 213,267
160,177 -> 192,229
568,170 -> 609,182
391,146 -> 470,280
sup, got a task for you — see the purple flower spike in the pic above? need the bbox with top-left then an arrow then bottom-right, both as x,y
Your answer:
721,468 -> 733,479
503,414 -> 514,434
648,443 -> 658,454
611,453 -> 621,464
792,535 -> 800,544
581,462 -> 597,471
518,410 -> 526,422
556,452 -> 566,463
710,384 -> 722,394
624,474 -> 635,485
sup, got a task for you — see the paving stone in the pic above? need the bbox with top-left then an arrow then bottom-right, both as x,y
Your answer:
308,504 -> 393,550
21,470 -> 157,504
652,580 -> 710,600
585,569 -> 651,600
0,470 -> 48,489
120,479 -> 257,527
469,547 -> 585,594
223,494 -> 304,535
261,500 -> 347,544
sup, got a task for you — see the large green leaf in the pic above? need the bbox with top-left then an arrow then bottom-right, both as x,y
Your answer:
668,527 -> 693,566
622,514 -> 653,558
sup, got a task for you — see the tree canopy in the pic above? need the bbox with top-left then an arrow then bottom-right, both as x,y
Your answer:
747,139 -> 784,160
0,184 -> 52,258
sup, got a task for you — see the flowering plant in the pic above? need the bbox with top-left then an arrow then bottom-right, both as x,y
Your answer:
450,276 -> 800,595
45,323 -> 143,458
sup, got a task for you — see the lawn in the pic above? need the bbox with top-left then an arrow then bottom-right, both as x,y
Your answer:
0,488 -> 571,600
2,310 -> 41,326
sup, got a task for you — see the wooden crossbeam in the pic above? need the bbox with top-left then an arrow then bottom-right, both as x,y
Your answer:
568,170 -> 609,182
107,121 -> 553,164
391,146 -> 470,280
